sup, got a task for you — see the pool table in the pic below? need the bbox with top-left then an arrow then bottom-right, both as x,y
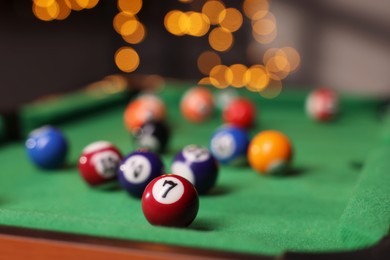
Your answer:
1,75 -> 390,259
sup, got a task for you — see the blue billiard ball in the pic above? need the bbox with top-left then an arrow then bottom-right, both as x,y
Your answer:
25,126 -> 68,169
171,145 -> 219,194
209,126 -> 249,165
118,150 -> 165,198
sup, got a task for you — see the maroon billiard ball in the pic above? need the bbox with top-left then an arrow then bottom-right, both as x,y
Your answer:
306,88 -> 339,122
78,141 -> 123,186
222,98 -> 256,129
142,174 -> 199,227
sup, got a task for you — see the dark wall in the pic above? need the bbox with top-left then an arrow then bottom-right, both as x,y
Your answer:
0,1 -> 251,110
0,1 -> 116,110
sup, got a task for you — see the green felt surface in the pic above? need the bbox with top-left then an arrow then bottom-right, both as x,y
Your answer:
0,83 -> 389,256
19,84 -> 131,138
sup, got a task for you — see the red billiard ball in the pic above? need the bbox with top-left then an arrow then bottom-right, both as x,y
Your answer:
78,141 -> 123,186
305,88 -> 339,122
181,86 -> 214,123
223,98 -> 256,129
142,174 -> 199,227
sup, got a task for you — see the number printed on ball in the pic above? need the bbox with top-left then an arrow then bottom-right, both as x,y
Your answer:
152,176 -> 184,204
121,155 -> 151,184
91,151 -> 121,178
183,145 -> 210,162
210,132 -> 235,159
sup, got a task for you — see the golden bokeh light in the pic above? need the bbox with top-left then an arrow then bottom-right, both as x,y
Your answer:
75,0 -> 99,9
121,19 -> 140,36
198,77 -> 213,86
33,1 -> 59,21
209,65 -> 232,89
218,8 -> 243,32
252,12 -> 277,44
56,0 -> 72,20
259,79 -> 282,99
197,51 -> 221,75
164,10 -> 186,36
229,64 -> 249,88
209,27 -> 233,52
115,47 -> 140,73
245,65 -> 270,92
266,55 -> 290,80
280,47 -> 301,72
263,48 -> 278,64
263,47 -> 301,79
113,12 -> 136,35
178,0 -> 193,3
202,0 -> 225,25
33,0 -> 56,8
252,18 -> 275,36
67,0 -> 83,11
122,22 -> 146,44
186,12 -> 210,37
117,0 -> 142,14
243,0 -> 269,21
252,28 -> 277,44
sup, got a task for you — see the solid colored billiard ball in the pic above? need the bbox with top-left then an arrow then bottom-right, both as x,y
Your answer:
209,126 -> 249,165
171,145 -> 218,194
248,130 -> 293,175
223,98 -> 256,129
133,121 -> 171,153
25,126 -> 68,169
306,88 -> 339,122
78,141 -> 123,186
142,174 -> 199,227
181,86 -> 214,122
118,150 -> 165,198
124,94 -> 166,132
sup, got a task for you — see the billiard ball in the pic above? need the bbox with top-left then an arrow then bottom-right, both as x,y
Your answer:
133,121 -> 171,153
181,86 -> 214,122
171,145 -> 218,194
214,88 -> 239,111
223,98 -> 256,129
25,126 -> 68,169
305,88 -> 339,122
124,94 -> 166,132
247,130 -> 292,175
209,126 -> 249,165
78,141 -> 123,186
142,174 -> 199,227
118,150 -> 165,197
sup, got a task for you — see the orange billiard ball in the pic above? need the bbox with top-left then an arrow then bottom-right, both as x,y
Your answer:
247,130 -> 293,175
181,87 -> 214,123
124,94 -> 166,133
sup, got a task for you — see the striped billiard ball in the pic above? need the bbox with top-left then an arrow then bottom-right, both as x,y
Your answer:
78,141 -> 122,186
171,145 -> 218,194
209,125 -> 249,165
306,88 -> 339,122
118,150 -> 165,198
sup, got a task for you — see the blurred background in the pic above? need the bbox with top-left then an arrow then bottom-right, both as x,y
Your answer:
1,0 -> 390,110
